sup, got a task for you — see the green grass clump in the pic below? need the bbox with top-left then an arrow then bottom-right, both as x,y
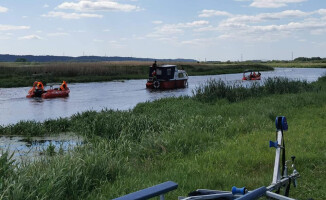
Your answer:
0,77 -> 325,200
0,141 -> 120,200
193,77 -> 314,102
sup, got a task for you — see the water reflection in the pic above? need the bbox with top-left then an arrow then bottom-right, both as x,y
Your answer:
0,133 -> 83,163
0,68 -> 325,126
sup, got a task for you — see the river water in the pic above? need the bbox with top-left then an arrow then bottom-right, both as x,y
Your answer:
0,68 -> 325,126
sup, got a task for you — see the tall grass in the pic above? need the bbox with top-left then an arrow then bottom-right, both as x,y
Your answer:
265,62 -> 326,68
0,77 -> 325,199
193,77 -> 314,102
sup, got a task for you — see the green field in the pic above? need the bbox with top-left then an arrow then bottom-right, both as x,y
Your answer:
0,61 -> 273,88
0,77 -> 325,200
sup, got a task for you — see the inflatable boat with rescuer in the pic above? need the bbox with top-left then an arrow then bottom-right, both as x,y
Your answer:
146,65 -> 188,89
242,70 -> 261,81
26,81 -> 70,99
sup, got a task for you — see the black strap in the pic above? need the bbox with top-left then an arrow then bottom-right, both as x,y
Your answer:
281,130 -> 286,177
285,178 -> 291,197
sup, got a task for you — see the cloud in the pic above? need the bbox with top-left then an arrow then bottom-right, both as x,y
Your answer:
0,25 -> 30,31
250,0 -> 307,8
147,20 -> 209,38
93,39 -> 104,42
19,35 -> 43,40
225,10 -> 309,24
47,32 -> 69,37
42,11 -> 103,19
0,6 -> 8,13
199,10 -> 232,18
43,4 -> 50,8
193,8 -> 326,43
316,9 -> 326,15
57,0 -> 141,12
152,20 -> 163,24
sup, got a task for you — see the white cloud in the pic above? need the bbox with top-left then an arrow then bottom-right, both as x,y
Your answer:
148,20 -> 209,38
199,10 -> 232,18
0,6 -> 8,13
152,20 -> 163,24
57,0 -> 140,12
42,11 -> 103,19
316,9 -> 326,15
250,0 -> 307,8
19,35 -> 42,40
44,4 -> 50,8
0,25 -> 30,31
103,29 -> 110,32
194,8 -> 326,43
47,32 -> 69,37
225,10 -> 309,24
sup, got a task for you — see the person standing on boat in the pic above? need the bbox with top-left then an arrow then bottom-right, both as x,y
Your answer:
152,60 -> 157,69
152,61 -> 158,80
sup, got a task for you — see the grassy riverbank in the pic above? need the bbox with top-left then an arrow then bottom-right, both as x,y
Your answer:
0,61 -> 273,88
264,62 -> 326,68
0,77 -> 325,200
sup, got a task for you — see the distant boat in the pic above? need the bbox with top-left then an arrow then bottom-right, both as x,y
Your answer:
146,65 -> 188,89
242,70 -> 261,81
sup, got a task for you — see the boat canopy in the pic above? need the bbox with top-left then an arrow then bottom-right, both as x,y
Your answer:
243,69 -> 260,73
149,65 -> 176,80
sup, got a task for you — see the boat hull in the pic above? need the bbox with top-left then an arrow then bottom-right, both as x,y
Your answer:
242,76 -> 261,81
42,89 -> 70,99
146,79 -> 188,89
26,89 -> 44,98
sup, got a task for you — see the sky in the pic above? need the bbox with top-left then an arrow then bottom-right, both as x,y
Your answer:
0,0 -> 326,61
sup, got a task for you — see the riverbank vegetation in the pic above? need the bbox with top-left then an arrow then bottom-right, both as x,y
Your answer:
0,77 -> 325,199
0,61 -> 273,88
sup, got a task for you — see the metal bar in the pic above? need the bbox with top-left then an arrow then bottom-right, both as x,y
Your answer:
160,194 -> 164,200
180,193 -> 234,200
266,191 -> 297,200
267,172 -> 299,192
236,187 -> 267,200
272,130 -> 283,184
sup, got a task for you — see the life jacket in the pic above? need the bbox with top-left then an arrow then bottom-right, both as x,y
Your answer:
37,82 -> 44,90
60,81 -> 67,90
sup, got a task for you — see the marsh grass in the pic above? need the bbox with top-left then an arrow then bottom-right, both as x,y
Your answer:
0,62 -> 273,87
193,77 -> 314,102
265,62 -> 326,68
0,77 -> 325,199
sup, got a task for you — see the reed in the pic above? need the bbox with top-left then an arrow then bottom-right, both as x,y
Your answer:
0,62 -> 273,88
193,77 -> 314,102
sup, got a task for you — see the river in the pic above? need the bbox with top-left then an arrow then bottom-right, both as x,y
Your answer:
0,68 -> 325,126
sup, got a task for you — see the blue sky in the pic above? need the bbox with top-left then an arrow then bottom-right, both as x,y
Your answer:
0,0 -> 325,61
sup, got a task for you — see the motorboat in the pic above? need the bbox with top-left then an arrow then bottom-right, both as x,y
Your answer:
242,70 -> 261,80
146,65 -> 188,89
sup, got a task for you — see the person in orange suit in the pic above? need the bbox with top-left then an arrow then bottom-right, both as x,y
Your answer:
36,81 -> 44,90
60,81 -> 67,91
28,81 -> 38,93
